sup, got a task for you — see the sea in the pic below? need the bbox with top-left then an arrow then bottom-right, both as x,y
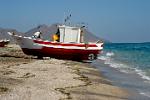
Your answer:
92,42 -> 150,100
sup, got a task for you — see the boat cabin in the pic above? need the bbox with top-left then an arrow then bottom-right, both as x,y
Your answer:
57,25 -> 84,43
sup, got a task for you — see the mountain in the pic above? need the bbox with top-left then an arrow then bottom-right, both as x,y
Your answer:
0,24 -> 109,43
0,28 -> 22,42
83,29 -> 109,43
25,24 -> 58,41
25,24 -> 109,43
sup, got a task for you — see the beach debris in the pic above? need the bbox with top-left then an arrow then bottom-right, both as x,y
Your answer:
18,73 -> 35,78
0,87 -> 9,93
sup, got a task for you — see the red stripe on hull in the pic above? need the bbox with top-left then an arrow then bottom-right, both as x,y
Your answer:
33,40 -> 97,47
0,43 -> 7,47
0,44 -> 4,47
22,46 -> 101,61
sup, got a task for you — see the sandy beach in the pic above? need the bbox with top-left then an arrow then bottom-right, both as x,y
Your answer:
0,44 -> 129,100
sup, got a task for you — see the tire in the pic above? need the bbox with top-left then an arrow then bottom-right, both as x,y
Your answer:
37,56 -> 43,59
88,54 -> 95,61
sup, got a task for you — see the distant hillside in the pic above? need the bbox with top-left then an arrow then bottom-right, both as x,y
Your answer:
25,24 -> 58,41
83,29 -> 109,43
0,28 -> 22,42
25,24 -> 109,43
0,24 -> 109,43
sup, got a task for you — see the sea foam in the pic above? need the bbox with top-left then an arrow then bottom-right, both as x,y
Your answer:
98,52 -> 150,81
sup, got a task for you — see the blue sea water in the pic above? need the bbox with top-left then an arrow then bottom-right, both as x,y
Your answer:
96,42 -> 150,99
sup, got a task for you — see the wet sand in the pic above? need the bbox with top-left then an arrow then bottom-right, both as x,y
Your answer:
0,44 -> 129,100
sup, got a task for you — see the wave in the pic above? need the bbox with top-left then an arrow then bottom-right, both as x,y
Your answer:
98,52 -> 150,81
140,92 -> 150,98
106,52 -> 115,57
135,69 -> 150,81
101,43 -> 150,99
98,52 -> 114,60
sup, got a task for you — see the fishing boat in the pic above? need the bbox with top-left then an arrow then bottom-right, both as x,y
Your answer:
0,39 -> 10,47
8,25 -> 103,62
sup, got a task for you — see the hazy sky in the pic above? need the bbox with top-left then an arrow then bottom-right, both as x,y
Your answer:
0,0 -> 150,43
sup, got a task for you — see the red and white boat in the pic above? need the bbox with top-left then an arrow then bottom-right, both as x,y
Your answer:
8,25 -> 103,62
0,39 -> 10,47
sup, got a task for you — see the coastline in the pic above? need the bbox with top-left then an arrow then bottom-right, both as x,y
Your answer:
0,44 -> 129,100
93,59 -> 150,100
64,61 -> 129,100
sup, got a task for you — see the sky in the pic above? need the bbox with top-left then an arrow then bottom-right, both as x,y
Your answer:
0,0 -> 150,43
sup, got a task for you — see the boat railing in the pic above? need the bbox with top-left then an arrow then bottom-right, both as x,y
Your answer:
96,40 -> 103,44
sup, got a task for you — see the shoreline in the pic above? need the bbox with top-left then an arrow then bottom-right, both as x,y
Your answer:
63,61 -> 129,100
0,44 -> 129,100
93,59 -> 150,100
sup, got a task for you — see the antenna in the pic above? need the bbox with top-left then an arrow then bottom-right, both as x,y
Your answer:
63,12 -> 66,24
64,14 -> 72,25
